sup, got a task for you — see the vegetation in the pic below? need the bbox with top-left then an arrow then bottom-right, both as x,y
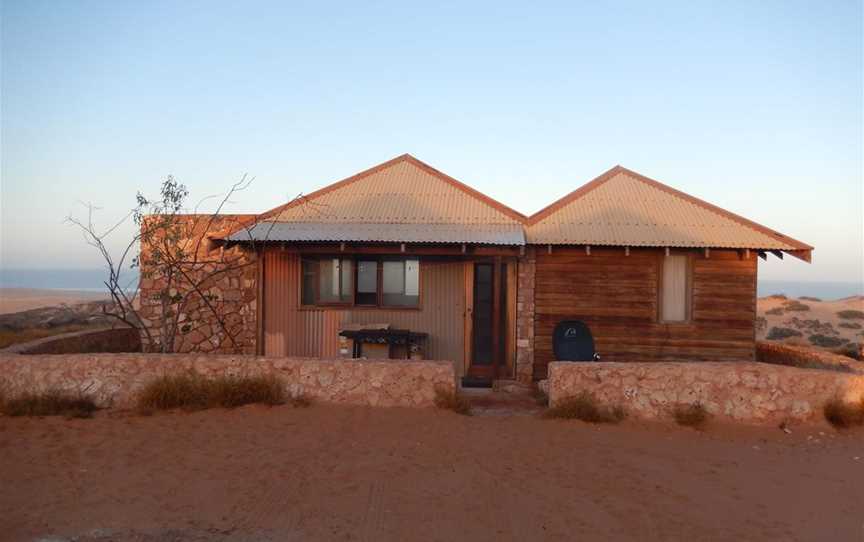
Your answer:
837,310 -> 864,321
832,344 -> 862,361
766,327 -> 802,340
137,372 -> 286,411
544,391 -> 626,424
533,387 -> 549,407
765,307 -> 784,316
823,397 -> 864,429
0,389 -> 98,418
799,296 -> 822,302
433,387 -> 472,415
672,403 -> 709,428
838,322 -> 862,330
808,334 -> 847,348
782,300 -> 810,312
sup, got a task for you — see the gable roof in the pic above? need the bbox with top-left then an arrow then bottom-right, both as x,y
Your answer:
223,157 -> 812,260
229,154 -> 527,245
525,166 -> 813,261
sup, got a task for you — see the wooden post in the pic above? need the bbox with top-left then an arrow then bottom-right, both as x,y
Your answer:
491,256 -> 502,381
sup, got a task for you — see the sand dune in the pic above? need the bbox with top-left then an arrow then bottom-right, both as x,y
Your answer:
757,294 -> 864,352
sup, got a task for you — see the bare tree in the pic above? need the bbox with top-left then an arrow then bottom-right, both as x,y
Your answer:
67,175 -> 318,353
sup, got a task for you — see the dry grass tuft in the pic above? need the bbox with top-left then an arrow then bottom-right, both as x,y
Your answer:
434,387 -> 472,415
672,403 -> 709,428
137,372 -> 285,412
1,389 -> 98,418
837,310 -> 864,321
823,397 -> 864,429
783,300 -> 811,312
544,391 -> 626,424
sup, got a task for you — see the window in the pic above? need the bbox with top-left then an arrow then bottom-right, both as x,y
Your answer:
300,257 -> 420,308
356,260 -> 378,305
317,258 -> 353,303
660,254 -> 690,322
382,259 -> 420,306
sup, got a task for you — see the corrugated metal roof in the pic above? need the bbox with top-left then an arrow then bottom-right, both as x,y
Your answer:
526,167 -> 811,251
229,222 -> 525,245
261,156 -> 525,225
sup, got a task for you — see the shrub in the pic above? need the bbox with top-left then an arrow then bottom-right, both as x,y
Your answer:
137,372 -> 285,411
838,322 -> 862,330
823,397 -> 864,429
765,307 -> 784,316
544,391 -> 626,423
808,334 -> 847,348
533,388 -> 549,407
1,389 -> 98,418
672,403 -> 709,428
783,301 -> 810,312
755,316 -> 767,333
433,387 -> 472,415
800,296 -> 822,302
766,327 -> 802,340
837,310 -> 864,320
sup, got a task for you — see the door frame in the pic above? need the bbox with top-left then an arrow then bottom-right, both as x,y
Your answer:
463,257 -> 515,381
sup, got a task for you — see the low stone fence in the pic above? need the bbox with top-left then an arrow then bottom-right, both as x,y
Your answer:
1,327 -> 141,355
756,341 -> 863,373
547,361 -> 864,424
0,354 -> 457,409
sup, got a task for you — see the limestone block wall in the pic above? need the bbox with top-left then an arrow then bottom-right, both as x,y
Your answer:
515,248 -> 536,383
137,215 -> 259,354
0,354 -> 457,409
547,361 -> 864,424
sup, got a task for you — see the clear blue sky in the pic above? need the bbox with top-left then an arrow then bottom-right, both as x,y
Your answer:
2,0 -> 862,284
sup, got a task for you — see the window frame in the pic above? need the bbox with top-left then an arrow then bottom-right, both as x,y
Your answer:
657,251 -> 693,324
299,255 -> 422,310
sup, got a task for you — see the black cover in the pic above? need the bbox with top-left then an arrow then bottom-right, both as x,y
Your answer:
553,320 -> 596,361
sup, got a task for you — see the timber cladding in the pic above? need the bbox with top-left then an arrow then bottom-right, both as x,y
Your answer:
533,247 -> 757,380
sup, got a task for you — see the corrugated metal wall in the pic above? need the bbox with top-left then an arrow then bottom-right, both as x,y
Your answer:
263,250 -> 465,366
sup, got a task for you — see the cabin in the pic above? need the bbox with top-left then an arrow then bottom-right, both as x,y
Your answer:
141,154 -> 812,385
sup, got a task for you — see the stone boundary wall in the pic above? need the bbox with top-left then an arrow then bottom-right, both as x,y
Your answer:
548,361 -> 864,424
1,328 -> 141,355
756,341 -> 863,373
0,354 -> 457,409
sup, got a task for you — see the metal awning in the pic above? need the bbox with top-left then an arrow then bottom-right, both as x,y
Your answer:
225,221 -> 526,246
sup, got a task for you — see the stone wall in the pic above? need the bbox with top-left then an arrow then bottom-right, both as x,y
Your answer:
0,354 -> 456,409
756,341 -> 863,373
1,327 -> 141,355
547,361 -> 864,424
515,247 -> 536,383
137,215 -> 258,355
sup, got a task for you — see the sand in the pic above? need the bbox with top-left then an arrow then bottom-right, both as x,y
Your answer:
757,294 -> 864,348
0,288 -> 108,315
1,405 -> 861,542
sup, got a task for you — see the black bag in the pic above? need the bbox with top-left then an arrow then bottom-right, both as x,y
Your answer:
553,320 -> 597,361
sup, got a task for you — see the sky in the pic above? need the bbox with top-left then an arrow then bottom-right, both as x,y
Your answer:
1,0 -> 862,285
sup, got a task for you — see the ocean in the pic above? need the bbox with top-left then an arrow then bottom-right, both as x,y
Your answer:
0,269 -> 137,292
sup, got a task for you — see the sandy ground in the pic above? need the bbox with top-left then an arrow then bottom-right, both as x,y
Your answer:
0,288 -> 108,315
757,295 -> 864,347
1,405 -> 862,542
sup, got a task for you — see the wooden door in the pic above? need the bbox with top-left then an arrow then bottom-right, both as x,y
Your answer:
467,262 -> 503,381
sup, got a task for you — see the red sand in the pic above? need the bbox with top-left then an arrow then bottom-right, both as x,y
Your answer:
1,405 -> 862,541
